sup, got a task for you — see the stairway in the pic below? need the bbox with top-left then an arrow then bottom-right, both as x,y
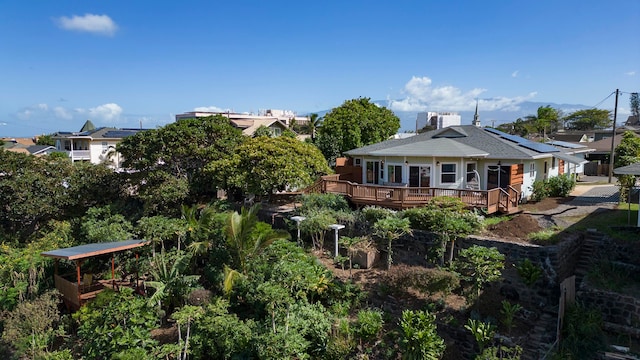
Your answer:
522,308 -> 559,360
574,229 -> 608,287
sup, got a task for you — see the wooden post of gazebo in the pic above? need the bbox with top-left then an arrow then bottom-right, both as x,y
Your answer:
75,260 -> 82,307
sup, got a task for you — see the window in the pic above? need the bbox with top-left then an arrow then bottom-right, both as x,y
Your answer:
441,163 -> 456,183
466,163 -> 477,183
366,162 -> 375,184
271,127 -> 282,136
529,163 -> 535,177
552,157 -> 556,168
387,165 -> 403,183
354,158 -> 361,166
102,142 -> 108,152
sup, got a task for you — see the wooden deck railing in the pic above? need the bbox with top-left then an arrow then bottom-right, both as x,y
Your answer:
55,273 -> 106,309
316,179 -> 519,214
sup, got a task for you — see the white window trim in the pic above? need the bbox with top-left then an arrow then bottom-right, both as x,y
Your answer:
440,163 -> 457,184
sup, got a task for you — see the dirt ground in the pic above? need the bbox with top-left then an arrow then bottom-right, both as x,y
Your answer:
483,196 -> 575,242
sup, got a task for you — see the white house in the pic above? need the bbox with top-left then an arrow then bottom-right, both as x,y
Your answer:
51,121 -> 144,169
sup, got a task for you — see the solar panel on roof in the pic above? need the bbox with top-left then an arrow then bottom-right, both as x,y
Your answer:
519,142 -> 559,153
103,130 -> 138,138
546,140 -> 585,149
485,127 -> 559,153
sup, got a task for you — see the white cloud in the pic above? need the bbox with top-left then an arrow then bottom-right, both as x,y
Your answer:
625,71 -> 636,76
56,14 -> 118,36
511,70 -> 519,78
37,103 -> 48,110
53,106 -> 73,120
389,76 -> 537,112
83,103 -> 123,122
193,105 -> 230,112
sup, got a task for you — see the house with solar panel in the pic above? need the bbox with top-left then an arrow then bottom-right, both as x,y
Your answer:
51,120 -> 145,169
318,125 -> 589,214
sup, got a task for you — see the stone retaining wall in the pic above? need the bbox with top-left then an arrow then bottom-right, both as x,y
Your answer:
579,285 -> 640,331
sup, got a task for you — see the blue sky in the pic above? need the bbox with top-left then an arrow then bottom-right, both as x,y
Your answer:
1,1 -> 638,137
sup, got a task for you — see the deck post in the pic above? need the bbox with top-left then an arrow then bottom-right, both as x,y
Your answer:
75,260 -> 82,306
111,255 -> 115,289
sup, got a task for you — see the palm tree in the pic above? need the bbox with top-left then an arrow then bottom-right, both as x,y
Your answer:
222,204 -> 290,295
183,204 -> 218,255
226,204 -> 290,274
308,113 -> 322,142
147,250 -> 200,314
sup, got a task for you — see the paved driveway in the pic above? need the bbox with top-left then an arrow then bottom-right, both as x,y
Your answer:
570,184 -> 620,204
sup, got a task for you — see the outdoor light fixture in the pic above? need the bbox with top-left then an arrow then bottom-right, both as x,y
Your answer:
329,224 -> 345,258
291,216 -> 306,246
436,161 -> 440,166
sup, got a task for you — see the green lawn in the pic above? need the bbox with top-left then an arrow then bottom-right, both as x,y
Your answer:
565,203 -> 640,241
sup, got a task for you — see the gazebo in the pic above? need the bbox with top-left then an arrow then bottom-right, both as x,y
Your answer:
41,239 -> 148,310
613,163 -> 640,227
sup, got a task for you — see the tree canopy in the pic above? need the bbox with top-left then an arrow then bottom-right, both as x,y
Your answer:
563,109 -> 611,130
117,115 -> 245,212
316,98 -> 400,160
206,136 -> 331,197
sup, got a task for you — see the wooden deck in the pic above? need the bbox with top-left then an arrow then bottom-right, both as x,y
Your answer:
313,178 -> 519,214
55,274 -> 138,310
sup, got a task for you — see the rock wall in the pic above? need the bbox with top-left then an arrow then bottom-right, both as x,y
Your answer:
457,233 -> 584,306
578,287 -> 640,328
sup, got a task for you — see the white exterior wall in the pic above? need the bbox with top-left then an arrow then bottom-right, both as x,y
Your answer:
415,112 -> 461,131
438,113 -> 461,129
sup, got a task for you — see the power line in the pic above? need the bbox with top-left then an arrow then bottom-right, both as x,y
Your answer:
590,91 -> 615,109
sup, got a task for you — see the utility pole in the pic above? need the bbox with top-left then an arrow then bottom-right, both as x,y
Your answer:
608,89 -> 619,184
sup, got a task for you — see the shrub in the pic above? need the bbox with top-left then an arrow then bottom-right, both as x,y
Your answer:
500,300 -> 522,334
530,180 -> 550,202
74,288 -> 159,360
298,193 -> 349,213
530,174 -> 576,201
516,258 -> 543,286
190,298 -> 255,359
547,174 -> 576,197
1,290 -> 63,359
355,308 -> 384,343
465,318 -> 496,353
455,246 -> 505,301
361,206 -> 396,224
399,309 -> 446,359
382,265 -> 460,296
558,303 -> 606,359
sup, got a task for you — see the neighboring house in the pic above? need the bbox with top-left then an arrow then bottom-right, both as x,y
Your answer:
51,121 -> 144,169
549,132 -> 590,143
340,125 -> 587,201
175,109 -> 308,130
2,138 -> 56,156
546,140 -> 594,177
231,118 -> 290,137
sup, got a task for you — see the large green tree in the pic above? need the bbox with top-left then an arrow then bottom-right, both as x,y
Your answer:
316,98 -> 400,159
206,136 -> 331,197
614,131 -> 640,195
563,109 -> 611,130
525,105 -> 561,136
118,115 -> 245,210
0,150 -> 121,239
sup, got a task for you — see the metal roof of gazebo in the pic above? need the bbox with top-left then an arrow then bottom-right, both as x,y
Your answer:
613,163 -> 640,176
41,239 -> 148,260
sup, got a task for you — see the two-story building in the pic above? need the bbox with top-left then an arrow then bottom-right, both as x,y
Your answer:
52,120 -> 144,169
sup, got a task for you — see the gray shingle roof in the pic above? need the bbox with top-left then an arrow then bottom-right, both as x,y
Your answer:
345,125 -> 556,160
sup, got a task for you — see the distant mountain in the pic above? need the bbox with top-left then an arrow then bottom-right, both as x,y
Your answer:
305,100 -> 592,132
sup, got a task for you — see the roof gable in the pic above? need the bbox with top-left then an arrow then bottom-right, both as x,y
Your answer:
432,127 -> 468,138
